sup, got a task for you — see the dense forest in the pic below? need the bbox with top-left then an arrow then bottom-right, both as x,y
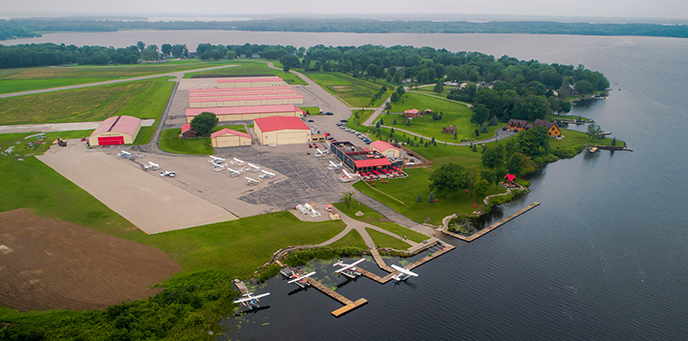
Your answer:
1,18 -> 687,41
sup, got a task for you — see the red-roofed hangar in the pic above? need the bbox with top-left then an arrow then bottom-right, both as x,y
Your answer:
89,116 -> 142,146
253,116 -> 311,145
211,128 -> 252,148
185,105 -> 303,123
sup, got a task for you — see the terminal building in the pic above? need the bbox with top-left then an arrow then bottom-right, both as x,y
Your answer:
330,141 -> 403,173
88,115 -> 142,146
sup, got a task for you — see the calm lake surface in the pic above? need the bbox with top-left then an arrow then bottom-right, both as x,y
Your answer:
7,31 -> 688,340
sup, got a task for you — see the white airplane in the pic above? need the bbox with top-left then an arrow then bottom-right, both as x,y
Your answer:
390,264 -> 419,282
208,156 -> 226,164
233,292 -> 270,309
245,176 -> 261,186
315,148 -> 329,155
227,168 -> 242,177
213,164 -> 226,172
144,161 -> 160,170
341,169 -> 358,181
248,163 -> 261,171
333,258 -> 366,278
287,271 -> 316,285
160,170 -> 176,177
232,157 -> 246,166
117,150 -> 133,158
260,170 -> 275,179
328,160 -> 343,170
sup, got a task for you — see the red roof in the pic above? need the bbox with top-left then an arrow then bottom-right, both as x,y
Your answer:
188,95 -> 303,103
505,174 -> 516,182
90,115 -> 141,137
181,123 -> 192,133
189,90 -> 298,98
354,158 -> 391,168
370,140 -> 398,152
217,77 -> 283,83
254,116 -> 310,133
186,105 -> 298,117
404,108 -> 419,114
189,86 -> 293,93
211,128 -> 251,139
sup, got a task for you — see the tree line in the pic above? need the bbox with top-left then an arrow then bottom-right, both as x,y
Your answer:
2,18 -> 688,40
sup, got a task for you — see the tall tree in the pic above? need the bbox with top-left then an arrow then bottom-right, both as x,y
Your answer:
190,112 -> 219,137
429,162 -> 470,198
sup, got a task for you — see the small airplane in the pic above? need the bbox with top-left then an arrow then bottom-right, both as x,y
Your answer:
117,150 -> 133,158
144,161 -> 160,171
333,258 -> 366,278
160,170 -> 176,177
390,264 -> 419,282
227,168 -> 242,177
247,163 -> 261,171
233,292 -> 270,309
287,271 -> 316,287
232,157 -> 246,166
341,169 -> 357,182
328,160 -> 343,170
314,148 -> 329,157
260,170 -> 275,179
245,176 -> 261,186
208,156 -> 226,165
213,164 -> 226,172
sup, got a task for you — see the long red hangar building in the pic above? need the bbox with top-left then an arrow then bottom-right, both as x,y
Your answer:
185,105 -> 303,123
89,115 -> 142,146
253,116 -> 311,145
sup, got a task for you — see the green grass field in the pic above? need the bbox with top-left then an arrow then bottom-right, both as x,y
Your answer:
305,72 -> 392,108
158,128 -> 213,155
328,229 -> 368,249
184,60 -> 306,85
366,228 -> 412,250
332,200 -> 428,243
386,92 -> 506,142
0,60 -> 235,94
300,106 -> 320,115
0,77 -> 175,125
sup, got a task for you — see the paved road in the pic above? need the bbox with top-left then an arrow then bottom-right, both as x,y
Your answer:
0,64 -> 237,99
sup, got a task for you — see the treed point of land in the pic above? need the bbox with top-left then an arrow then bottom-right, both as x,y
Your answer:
0,41 -> 621,339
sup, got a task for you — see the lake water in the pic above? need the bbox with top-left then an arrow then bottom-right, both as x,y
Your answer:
7,31 -> 688,340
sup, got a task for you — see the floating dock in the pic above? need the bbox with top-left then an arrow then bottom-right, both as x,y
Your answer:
443,202 -> 540,242
358,242 -> 456,284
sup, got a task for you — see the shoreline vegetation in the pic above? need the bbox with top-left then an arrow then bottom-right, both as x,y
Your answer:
1,18 -> 687,41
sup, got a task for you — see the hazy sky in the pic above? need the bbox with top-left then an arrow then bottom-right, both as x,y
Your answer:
4,0 -> 688,21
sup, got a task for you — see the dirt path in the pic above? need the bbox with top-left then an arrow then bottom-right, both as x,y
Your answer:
0,209 -> 180,312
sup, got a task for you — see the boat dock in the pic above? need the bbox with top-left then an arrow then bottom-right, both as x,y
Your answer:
358,242 -> 456,284
443,202 -> 540,242
233,279 -> 249,295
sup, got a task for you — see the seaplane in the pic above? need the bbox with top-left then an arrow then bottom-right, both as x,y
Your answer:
328,160 -> 343,171
208,155 -> 226,165
341,169 -> 357,182
390,264 -> 419,282
233,292 -> 270,309
227,168 -> 242,177
314,148 -> 329,158
245,176 -> 261,186
333,258 -> 366,279
144,161 -> 160,171
260,170 -> 275,179
117,150 -> 133,159
160,170 -> 176,177
231,157 -> 245,166
247,163 -> 261,172
287,271 -> 316,288
213,164 -> 226,172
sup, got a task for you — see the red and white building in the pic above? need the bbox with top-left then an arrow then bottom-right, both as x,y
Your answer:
88,115 -> 142,146
253,116 -> 311,145
369,140 -> 401,158
210,128 -> 252,147
185,105 -> 303,123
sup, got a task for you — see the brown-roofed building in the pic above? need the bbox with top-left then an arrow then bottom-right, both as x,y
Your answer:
443,125 -> 458,134
404,108 -> 422,118
180,123 -> 196,138
533,119 -> 562,137
508,119 -> 529,132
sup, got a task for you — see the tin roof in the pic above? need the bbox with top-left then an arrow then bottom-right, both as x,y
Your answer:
90,115 -> 141,137
253,116 -> 310,133
186,105 -> 298,117
211,128 -> 251,139
370,140 -> 398,152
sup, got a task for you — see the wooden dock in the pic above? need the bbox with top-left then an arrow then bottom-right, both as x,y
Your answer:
442,202 -> 540,242
358,242 -> 456,284
233,279 -> 249,295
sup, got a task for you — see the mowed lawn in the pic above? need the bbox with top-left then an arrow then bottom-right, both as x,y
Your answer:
185,60 -> 306,85
385,92 -> 506,142
0,60 -> 235,94
0,77 -> 175,125
333,200 -> 429,243
158,128 -> 213,155
305,72 -> 392,108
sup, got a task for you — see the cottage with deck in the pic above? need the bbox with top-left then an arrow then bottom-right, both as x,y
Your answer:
443,125 -> 457,134
508,119 -> 529,132
404,108 -> 422,118
533,119 -> 562,137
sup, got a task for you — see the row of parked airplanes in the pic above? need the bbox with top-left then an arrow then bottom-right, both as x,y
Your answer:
234,258 -> 418,309
208,155 -> 275,186
117,151 -> 176,177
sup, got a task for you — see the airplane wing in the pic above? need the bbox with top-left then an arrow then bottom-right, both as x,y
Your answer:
334,264 -> 354,273
287,271 -> 316,283
391,264 -> 418,277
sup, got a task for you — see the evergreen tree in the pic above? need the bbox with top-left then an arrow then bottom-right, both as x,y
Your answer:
393,118 -> 397,125
453,131 -> 458,140
611,137 -> 617,146
406,120 -> 411,126
489,115 -> 499,126
481,122 -> 488,133
407,137 -> 411,144
417,194 -> 423,202
379,117 -> 384,125
428,192 -> 435,203
472,144 -> 478,152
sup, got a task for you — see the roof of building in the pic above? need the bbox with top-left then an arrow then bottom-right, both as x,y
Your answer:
211,128 -> 251,139
189,90 -> 298,98
90,115 -> 141,137
505,174 -> 516,182
404,108 -> 420,114
354,158 -> 392,168
370,140 -> 398,152
443,125 -> 457,131
217,77 -> 284,83
534,119 -> 557,129
189,86 -> 293,93
188,94 -> 303,103
181,123 -> 193,133
254,116 -> 310,133
508,119 -> 528,126
185,105 -> 298,117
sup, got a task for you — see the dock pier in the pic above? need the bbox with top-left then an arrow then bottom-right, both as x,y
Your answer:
443,202 -> 540,242
358,241 -> 456,284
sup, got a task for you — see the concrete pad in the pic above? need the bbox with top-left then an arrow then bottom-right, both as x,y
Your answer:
0,122 -> 102,134
37,141 -> 237,234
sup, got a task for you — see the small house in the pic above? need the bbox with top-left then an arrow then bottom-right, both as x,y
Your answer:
504,174 -> 516,183
508,119 -> 529,132
180,123 -> 196,138
369,140 -> 400,158
403,108 -> 422,118
533,119 -> 562,137
443,125 -> 457,134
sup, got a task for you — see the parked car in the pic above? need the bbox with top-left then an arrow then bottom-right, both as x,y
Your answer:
307,119 -> 314,122
340,119 -> 348,122
325,112 -> 334,116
